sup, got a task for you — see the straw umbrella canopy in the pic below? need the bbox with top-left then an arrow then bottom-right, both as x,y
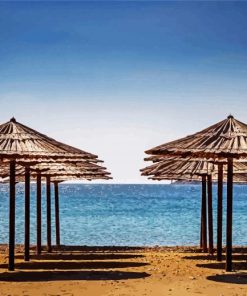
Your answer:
144,115 -> 247,271
0,117 -> 98,160
0,117 -> 110,270
145,115 -> 247,159
141,156 -> 247,179
0,162 -> 111,179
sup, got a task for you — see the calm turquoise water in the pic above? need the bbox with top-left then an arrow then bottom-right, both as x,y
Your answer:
0,184 -> 247,246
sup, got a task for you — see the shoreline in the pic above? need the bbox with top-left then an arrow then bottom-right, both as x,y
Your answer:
1,244 -> 247,252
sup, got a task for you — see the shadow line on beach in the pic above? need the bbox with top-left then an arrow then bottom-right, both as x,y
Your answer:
232,247 -> 247,254
207,273 -> 247,284
183,254 -> 247,261
51,246 -> 146,253
181,247 -> 247,254
196,262 -> 247,271
183,255 -> 216,261
15,253 -> 144,261
0,261 -> 149,270
0,270 -> 150,282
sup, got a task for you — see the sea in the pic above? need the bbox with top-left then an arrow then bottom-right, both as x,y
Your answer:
0,184 -> 247,246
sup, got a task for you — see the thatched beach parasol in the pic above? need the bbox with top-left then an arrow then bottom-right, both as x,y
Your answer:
143,115 -> 247,271
0,117 -> 111,270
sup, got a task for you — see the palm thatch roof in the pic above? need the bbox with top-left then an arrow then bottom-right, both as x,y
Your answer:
50,175 -> 112,182
0,118 -> 99,161
0,161 -> 111,179
0,117 -> 112,179
141,156 -> 247,182
1,173 -> 112,184
0,162 -> 112,183
142,163 -> 247,183
0,157 -> 102,167
141,157 -> 213,177
149,174 -> 247,183
145,116 -> 247,159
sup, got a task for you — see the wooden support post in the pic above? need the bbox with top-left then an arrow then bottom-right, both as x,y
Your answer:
24,166 -> 30,261
226,158 -> 233,271
207,175 -> 214,255
217,163 -> 223,261
200,215 -> 203,248
54,182 -> 61,247
8,160 -> 16,271
36,173 -> 42,255
46,176 -> 52,253
201,175 -> 207,252
200,179 -> 203,248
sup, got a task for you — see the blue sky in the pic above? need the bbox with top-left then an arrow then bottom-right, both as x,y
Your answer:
1,1 -> 247,182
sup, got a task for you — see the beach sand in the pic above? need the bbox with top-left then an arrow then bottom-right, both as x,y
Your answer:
0,245 -> 247,296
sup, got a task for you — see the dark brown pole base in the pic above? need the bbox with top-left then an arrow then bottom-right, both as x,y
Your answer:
54,182 -> 61,247
200,179 -> 203,249
217,164 -> 223,262
46,176 -> 52,253
24,166 -> 30,261
207,175 -> 214,255
226,158 -> 233,272
36,173 -> 42,255
201,175 -> 208,253
8,160 -> 16,271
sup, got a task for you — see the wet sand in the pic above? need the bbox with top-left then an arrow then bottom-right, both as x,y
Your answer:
0,245 -> 247,296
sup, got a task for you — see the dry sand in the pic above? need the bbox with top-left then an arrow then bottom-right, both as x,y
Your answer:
0,245 -> 247,296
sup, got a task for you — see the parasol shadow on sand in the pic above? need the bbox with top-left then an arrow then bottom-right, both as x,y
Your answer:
0,270 -> 150,282
207,272 -> 247,284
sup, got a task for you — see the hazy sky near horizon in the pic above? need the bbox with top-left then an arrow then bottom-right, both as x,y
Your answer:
1,1 -> 247,182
